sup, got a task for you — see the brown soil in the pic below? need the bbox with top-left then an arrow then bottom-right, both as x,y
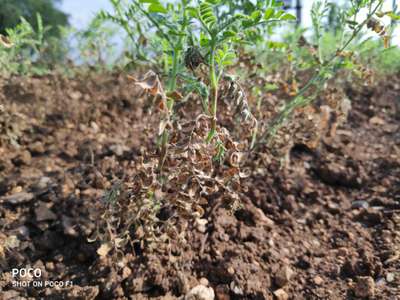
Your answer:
0,72 -> 399,299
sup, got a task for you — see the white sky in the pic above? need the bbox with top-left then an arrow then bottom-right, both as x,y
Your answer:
59,0 -> 400,46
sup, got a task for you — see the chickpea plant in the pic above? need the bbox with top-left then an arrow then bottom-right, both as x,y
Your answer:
253,0 -> 400,148
193,0 -> 296,143
103,0 -> 296,166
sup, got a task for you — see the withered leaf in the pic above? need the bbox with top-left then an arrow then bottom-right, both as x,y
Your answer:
128,71 -> 166,100
0,35 -> 13,48
97,243 -> 112,257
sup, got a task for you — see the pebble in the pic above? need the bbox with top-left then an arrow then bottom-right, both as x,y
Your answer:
35,202 -> 57,221
274,265 -> 294,287
273,288 -> 289,300
33,176 -> 52,191
122,266 -> 132,280
313,275 -> 323,286
351,200 -> 369,209
13,150 -> 32,165
1,192 -> 34,205
199,278 -> 209,286
90,121 -> 100,133
185,285 -> 215,300
253,208 -> 275,226
62,216 -> 78,237
386,272 -> 395,283
369,116 -> 385,125
109,144 -> 129,157
337,247 -> 349,257
196,218 -> 208,233
29,141 -> 45,154
354,276 -> 375,298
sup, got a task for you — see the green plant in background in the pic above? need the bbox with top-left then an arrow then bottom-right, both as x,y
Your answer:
0,14 -> 50,75
76,16 -> 119,69
254,0 -> 399,149
99,0 -> 152,67
0,0 -> 69,39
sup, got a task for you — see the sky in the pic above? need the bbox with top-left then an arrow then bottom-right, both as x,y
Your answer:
59,0 -> 399,45
60,0 -> 113,30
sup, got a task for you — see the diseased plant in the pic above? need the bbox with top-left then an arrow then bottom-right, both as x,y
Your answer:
102,0 -> 194,169
193,0 -> 296,143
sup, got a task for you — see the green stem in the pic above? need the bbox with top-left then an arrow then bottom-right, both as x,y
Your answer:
207,42 -> 218,142
168,49 -> 180,91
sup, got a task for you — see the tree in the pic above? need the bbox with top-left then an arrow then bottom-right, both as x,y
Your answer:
0,0 -> 69,37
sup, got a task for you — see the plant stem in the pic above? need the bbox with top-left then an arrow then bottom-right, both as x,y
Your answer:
208,42 -> 218,142
168,49 -> 180,91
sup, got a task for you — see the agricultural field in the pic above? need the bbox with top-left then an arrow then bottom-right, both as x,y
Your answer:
0,0 -> 399,299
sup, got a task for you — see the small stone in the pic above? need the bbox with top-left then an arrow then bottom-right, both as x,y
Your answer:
199,278 -> 209,286
274,265 -> 294,287
13,225 -> 29,239
196,218 -> 208,233
109,144 -> 129,157
45,262 -> 55,271
1,192 -> 34,205
122,267 -> 132,280
273,288 -> 289,300
62,216 -> 78,237
386,272 -> 395,283
12,150 -> 31,166
354,276 -> 375,298
35,202 -> 57,221
351,200 -> 369,209
215,285 -> 230,300
369,116 -> 385,125
313,275 -> 323,285
253,208 -> 275,226
227,267 -> 235,275
90,121 -> 99,133
229,282 -> 243,295
185,285 -> 215,300
11,186 -> 22,193
29,141 -> 45,154
32,176 -> 52,191
337,247 -> 349,257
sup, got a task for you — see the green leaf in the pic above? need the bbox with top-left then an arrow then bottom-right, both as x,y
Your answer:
199,2 -> 217,30
281,13 -> 296,21
148,3 -> 167,13
206,0 -> 221,4
222,30 -> 236,39
264,8 -> 275,20
388,12 -> 400,21
242,19 -> 255,28
251,10 -> 262,22
267,41 -> 287,49
275,10 -> 285,18
200,32 -> 210,47
186,7 -> 198,18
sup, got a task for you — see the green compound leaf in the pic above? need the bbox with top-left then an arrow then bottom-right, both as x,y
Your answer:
199,2 -> 217,30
